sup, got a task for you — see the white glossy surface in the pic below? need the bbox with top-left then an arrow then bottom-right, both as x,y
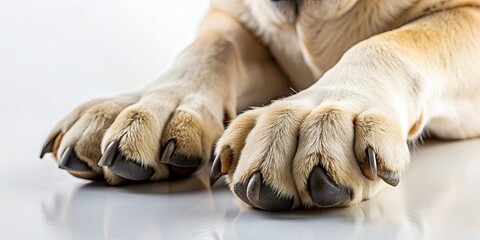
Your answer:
1,1 -> 480,240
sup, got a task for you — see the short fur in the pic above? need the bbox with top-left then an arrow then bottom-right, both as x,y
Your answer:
44,0 -> 480,207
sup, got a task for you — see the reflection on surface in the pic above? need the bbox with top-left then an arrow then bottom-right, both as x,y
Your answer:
40,140 -> 480,240
41,174 -> 231,239
226,186 -> 414,240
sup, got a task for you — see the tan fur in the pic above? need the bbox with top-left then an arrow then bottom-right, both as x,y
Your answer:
51,132 -> 63,156
44,0 -> 480,208
161,110 -> 203,158
215,109 -> 262,183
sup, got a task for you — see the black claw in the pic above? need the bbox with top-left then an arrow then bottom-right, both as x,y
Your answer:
40,132 -> 61,158
244,172 -> 294,211
309,166 -> 351,208
98,140 -> 119,167
234,173 -> 294,211
160,140 -> 200,179
379,171 -> 400,187
366,147 -> 378,180
210,147 -> 233,186
365,147 -> 400,186
98,140 -> 154,181
108,154 -> 154,181
246,172 -> 262,204
168,154 -> 201,168
160,140 -> 201,168
58,147 -> 93,172
234,182 -> 254,207
210,154 -> 223,186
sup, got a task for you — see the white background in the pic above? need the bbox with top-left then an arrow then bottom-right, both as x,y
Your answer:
0,0 -> 209,162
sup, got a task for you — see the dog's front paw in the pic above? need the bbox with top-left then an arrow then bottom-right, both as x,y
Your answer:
41,87 -> 228,185
213,99 -> 410,211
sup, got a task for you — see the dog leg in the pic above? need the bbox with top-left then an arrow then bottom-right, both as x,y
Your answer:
41,7 -> 291,184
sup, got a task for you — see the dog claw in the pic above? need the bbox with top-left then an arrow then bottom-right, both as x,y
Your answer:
160,140 -> 200,179
40,131 -> 62,158
159,140 -> 176,165
98,140 -> 154,181
109,155 -> 154,181
366,147 -> 378,180
210,147 -> 233,185
98,140 -> 119,167
58,147 -> 93,172
246,172 -> 261,204
233,172 -> 293,211
245,172 -> 293,211
210,154 -> 223,186
363,147 -> 400,186
160,140 -> 200,168
234,181 -> 254,207
309,166 -> 351,208
379,171 -> 400,187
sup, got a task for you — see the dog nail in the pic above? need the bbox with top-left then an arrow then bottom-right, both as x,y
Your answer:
158,140 -> 200,179
210,147 -> 233,185
98,140 -> 119,167
379,171 -> 400,187
246,172 -> 262,204
107,154 -> 154,181
159,140 -> 176,164
210,154 -> 223,186
309,166 -> 351,208
366,146 -> 378,180
58,147 -> 93,172
40,131 -> 62,158
234,181 -> 254,207
246,172 -> 293,211
164,144 -> 201,168
98,139 -> 154,180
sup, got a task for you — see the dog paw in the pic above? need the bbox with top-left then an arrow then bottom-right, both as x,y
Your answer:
41,88 -> 227,185
212,100 -> 410,210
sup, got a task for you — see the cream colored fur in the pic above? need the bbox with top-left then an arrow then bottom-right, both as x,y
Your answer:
45,0 -> 480,207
